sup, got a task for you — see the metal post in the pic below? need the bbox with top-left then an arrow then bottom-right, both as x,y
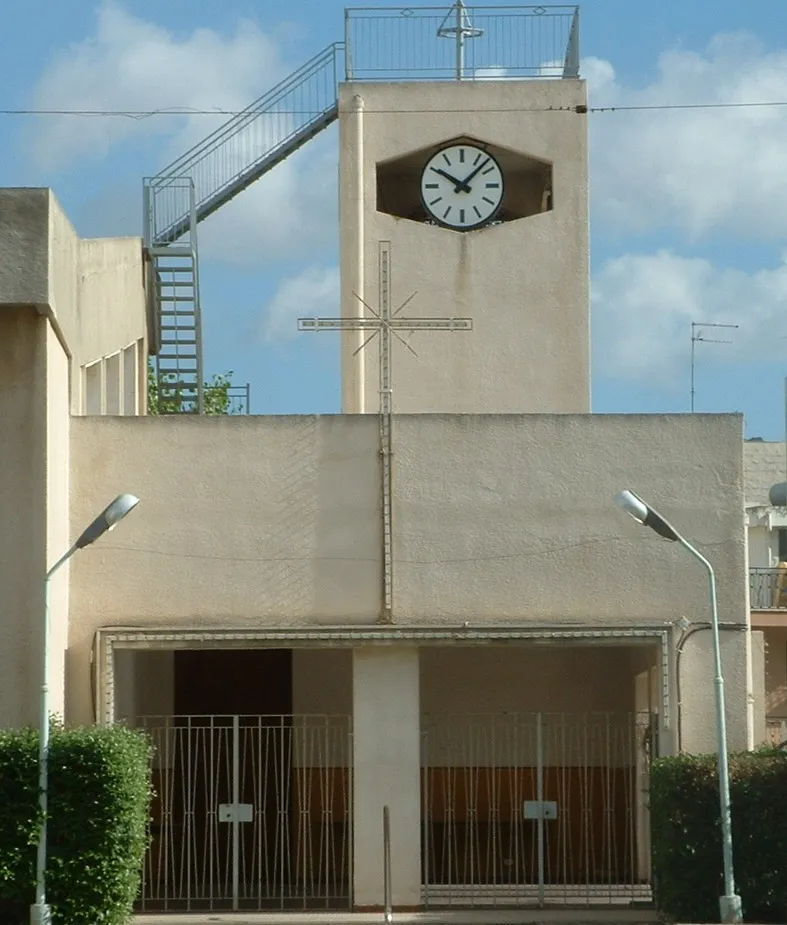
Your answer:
677,538 -> 742,924
232,715 -> 240,911
383,805 -> 392,923
31,548 -> 74,925
783,376 -> 787,484
536,713 -> 545,906
189,181 -> 205,415
455,1 -> 464,80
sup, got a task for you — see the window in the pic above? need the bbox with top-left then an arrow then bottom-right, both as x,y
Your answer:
105,352 -> 121,415
84,361 -> 103,414
123,343 -> 137,415
778,529 -> 787,563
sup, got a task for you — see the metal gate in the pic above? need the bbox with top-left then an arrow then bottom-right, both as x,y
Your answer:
137,714 -> 352,912
421,711 -> 656,908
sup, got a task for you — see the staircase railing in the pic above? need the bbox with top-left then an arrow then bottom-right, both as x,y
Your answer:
144,42 -> 344,246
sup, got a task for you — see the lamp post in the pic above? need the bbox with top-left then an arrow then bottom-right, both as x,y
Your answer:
31,493 -> 140,925
613,489 -> 742,925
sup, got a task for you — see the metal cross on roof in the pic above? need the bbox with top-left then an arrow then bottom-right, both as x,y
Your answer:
437,1 -> 485,80
298,240 -> 472,624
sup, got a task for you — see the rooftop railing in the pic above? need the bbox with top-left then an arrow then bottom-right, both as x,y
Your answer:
750,567 -> 787,610
344,4 -> 580,81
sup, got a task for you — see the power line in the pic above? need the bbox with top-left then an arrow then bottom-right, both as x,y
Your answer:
1,98 -> 787,118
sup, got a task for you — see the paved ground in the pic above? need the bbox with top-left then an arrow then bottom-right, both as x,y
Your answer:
131,912 -> 661,925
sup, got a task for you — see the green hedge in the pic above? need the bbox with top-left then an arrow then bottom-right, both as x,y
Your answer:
0,724 -> 152,925
651,748 -> 787,923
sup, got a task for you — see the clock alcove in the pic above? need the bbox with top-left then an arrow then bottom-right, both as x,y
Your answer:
376,135 -> 553,227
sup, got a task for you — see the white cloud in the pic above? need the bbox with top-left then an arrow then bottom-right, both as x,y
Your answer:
593,249 -> 787,385
30,2 -> 339,266
585,35 -> 787,239
262,265 -> 340,341
29,1 -> 283,172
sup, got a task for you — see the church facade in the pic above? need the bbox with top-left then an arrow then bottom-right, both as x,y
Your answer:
0,7 -> 762,915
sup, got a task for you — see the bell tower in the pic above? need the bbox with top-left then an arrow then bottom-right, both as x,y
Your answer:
338,3 -> 588,415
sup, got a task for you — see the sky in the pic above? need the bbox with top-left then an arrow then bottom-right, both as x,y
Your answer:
5,0 -> 787,437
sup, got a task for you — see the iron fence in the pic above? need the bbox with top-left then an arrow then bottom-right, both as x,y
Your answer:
421,711 -> 655,907
136,714 -> 352,912
228,384 -> 251,415
750,567 -> 787,609
766,719 -> 787,747
345,4 -> 580,81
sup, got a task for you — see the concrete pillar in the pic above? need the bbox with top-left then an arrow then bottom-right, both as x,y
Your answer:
352,647 -> 420,908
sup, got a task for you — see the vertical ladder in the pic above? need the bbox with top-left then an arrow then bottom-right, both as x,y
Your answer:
145,177 -> 204,413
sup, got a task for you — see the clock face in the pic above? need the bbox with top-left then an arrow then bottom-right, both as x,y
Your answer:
420,143 -> 504,230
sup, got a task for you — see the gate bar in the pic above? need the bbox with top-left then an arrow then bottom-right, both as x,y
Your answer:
232,715 -> 240,911
383,805 -> 392,923
536,712 -> 545,906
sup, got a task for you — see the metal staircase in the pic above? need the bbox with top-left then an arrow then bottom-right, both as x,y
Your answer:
143,42 -> 344,412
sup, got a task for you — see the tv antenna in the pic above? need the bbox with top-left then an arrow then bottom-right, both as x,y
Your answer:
690,321 -> 738,412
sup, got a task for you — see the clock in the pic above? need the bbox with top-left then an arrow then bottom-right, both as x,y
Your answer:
420,143 -> 504,230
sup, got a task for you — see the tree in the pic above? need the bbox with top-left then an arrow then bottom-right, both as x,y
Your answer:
147,361 -> 236,415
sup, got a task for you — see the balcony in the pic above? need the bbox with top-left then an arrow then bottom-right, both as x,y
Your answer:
766,719 -> 787,746
750,567 -> 787,609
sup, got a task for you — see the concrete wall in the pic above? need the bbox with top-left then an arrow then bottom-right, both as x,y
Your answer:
0,188 -> 148,415
293,645 -> 648,720
0,311 -> 71,726
0,189 -> 149,726
744,439 -> 785,507
338,80 -> 589,415
66,411 -> 750,751
0,312 -> 48,726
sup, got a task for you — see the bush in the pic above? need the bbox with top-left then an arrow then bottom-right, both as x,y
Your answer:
0,723 -> 152,925
650,748 -> 787,923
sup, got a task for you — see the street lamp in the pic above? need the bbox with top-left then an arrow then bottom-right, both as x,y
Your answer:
613,489 -> 742,925
31,493 -> 140,925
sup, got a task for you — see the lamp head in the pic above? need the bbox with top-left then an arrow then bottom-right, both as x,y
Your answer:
614,489 -> 649,525
613,489 -> 679,542
75,494 -> 140,549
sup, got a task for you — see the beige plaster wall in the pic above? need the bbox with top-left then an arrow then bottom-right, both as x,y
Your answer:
0,310 -> 71,726
293,645 -> 647,720
0,189 -> 148,416
66,411 -> 748,746
338,80 -> 590,415
75,238 -> 147,373
67,414 -> 382,722
0,312 -> 45,726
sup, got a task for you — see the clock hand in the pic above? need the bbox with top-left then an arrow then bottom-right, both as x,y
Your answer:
430,166 -> 471,194
459,157 -> 491,191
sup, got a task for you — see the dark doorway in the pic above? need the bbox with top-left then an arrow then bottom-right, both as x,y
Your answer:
167,649 -> 294,908
173,648 -> 293,715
